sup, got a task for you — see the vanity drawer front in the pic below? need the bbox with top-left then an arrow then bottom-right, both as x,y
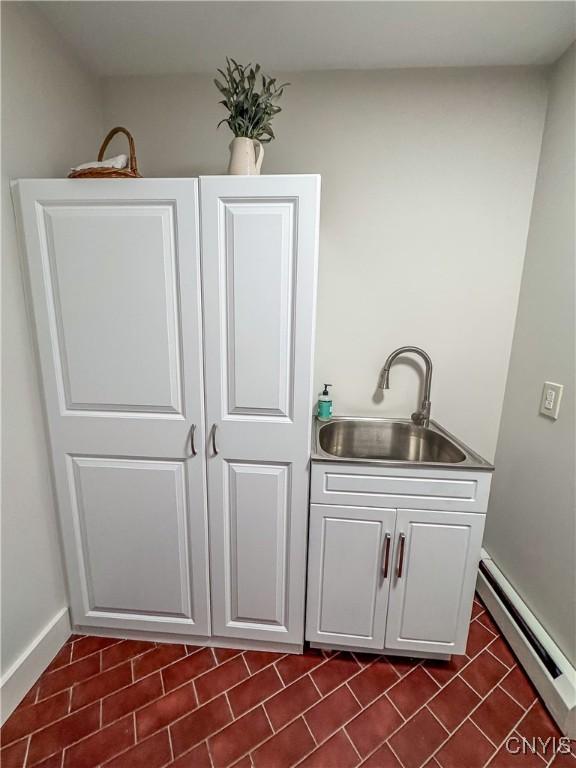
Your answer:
311,463 -> 491,513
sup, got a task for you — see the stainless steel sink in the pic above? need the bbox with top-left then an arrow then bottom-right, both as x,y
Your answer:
313,417 -> 493,470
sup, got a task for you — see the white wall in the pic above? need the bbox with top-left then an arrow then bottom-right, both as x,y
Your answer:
104,67 -> 547,460
1,3 -> 102,681
0,13 -> 555,686
484,45 -> 575,666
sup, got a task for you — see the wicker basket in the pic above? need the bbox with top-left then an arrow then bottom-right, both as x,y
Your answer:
68,127 -> 142,178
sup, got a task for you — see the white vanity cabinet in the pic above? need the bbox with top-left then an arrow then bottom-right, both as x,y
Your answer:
306,462 -> 491,657
15,175 -> 319,650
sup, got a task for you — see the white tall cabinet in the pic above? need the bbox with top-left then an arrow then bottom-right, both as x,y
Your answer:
14,175 -> 320,650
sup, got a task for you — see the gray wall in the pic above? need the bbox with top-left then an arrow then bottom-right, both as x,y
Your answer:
484,44 -> 575,666
103,67 -> 548,461
1,3 -> 103,676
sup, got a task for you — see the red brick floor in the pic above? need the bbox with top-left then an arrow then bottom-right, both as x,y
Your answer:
1,596 -> 574,768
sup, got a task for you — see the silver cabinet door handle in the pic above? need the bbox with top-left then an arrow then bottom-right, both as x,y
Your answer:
188,424 -> 197,457
397,533 -> 406,578
382,533 -> 392,578
211,424 -> 219,456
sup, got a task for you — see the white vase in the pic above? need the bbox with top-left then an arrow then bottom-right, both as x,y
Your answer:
227,137 -> 264,175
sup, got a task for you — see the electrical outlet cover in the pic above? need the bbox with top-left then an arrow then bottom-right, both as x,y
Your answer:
540,381 -> 563,420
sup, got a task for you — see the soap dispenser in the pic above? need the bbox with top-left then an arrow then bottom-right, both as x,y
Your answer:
317,384 -> 333,421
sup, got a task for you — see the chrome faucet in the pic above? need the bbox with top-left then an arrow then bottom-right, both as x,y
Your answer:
378,346 -> 433,427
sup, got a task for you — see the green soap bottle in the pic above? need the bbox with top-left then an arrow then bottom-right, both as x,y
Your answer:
317,384 -> 333,421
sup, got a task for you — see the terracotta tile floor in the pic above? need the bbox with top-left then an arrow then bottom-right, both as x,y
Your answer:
2,596 -> 575,768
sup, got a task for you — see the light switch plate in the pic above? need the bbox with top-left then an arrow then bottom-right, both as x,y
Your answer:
540,381 -> 563,420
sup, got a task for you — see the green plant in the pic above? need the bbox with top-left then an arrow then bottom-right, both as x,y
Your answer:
214,58 -> 289,143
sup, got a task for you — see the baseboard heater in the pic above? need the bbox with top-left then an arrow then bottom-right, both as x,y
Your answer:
477,550 -> 575,738
478,560 -> 561,679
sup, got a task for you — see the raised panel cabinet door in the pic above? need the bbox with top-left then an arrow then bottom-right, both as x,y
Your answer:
200,175 -> 320,644
14,179 -> 210,635
385,509 -> 485,654
306,505 -> 396,649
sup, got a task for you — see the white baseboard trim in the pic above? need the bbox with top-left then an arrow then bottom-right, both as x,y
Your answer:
477,549 -> 576,738
1,606 -> 71,724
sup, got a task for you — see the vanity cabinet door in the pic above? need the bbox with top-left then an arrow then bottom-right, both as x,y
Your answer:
306,504 -> 396,649
385,509 -> 485,655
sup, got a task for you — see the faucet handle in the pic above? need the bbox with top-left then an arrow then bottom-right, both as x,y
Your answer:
411,401 -> 431,428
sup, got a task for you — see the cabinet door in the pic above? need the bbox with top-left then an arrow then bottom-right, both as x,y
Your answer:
306,505 -> 396,649
385,510 -> 485,654
200,176 -> 320,644
15,179 -> 210,635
